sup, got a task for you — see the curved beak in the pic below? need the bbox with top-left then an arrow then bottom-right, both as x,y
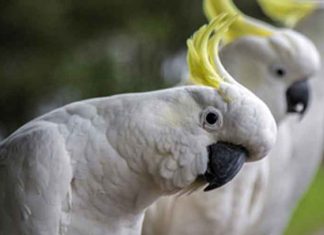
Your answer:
203,142 -> 247,191
286,80 -> 310,116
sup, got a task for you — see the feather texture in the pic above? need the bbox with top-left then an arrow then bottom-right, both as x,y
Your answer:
187,14 -> 237,88
258,0 -> 318,27
143,1 -> 321,235
0,10 -> 278,235
203,0 -> 274,44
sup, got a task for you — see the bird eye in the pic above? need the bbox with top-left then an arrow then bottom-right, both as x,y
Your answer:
270,64 -> 286,78
206,112 -> 218,125
200,107 -> 223,131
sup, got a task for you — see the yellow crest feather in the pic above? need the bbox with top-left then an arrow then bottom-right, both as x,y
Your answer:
203,0 -> 274,44
257,0 -> 318,27
187,14 -> 237,89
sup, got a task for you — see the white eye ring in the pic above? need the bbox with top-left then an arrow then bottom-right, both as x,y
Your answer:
200,107 -> 223,132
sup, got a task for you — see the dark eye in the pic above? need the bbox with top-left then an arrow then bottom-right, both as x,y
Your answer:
275,68 -> 286,77
271,64 -> 286,78
205,112 -> 219,125
200,107 -> 223,131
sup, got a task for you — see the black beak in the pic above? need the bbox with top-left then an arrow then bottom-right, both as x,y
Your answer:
286,80 -> 310,116
203,142 -> 248,192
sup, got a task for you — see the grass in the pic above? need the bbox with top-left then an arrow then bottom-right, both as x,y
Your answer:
285,167 -> 324,235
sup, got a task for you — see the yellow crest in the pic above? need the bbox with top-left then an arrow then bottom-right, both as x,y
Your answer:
257,0 -> 318,27
203,0 -> 274,44
187,14 -> 237,89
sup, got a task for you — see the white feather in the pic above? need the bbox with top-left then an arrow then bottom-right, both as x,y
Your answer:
143,19 -> 321,235
0,86 -> 276,235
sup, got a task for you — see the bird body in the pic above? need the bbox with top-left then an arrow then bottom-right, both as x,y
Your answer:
143,158 -> 270,235
0,86 -> 276,235
250,104 -> 324,235
248,5 -> 324,234
0,16 -> 277,235
0,94 -> 162,235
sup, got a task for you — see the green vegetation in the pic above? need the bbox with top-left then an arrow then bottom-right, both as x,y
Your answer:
285,167 -> 324,235
0,0 -> 206,135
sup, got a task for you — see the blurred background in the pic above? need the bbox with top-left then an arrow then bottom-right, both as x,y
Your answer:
0,0 -> 323,234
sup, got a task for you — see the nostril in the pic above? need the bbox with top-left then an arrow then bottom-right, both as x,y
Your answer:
286,79 -> 310,115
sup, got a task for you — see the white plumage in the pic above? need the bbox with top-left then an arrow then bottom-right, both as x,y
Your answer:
142,2 -> 321,235
248,6 -> 324,234
0,17 -> 277,235
0,86 -> 276,235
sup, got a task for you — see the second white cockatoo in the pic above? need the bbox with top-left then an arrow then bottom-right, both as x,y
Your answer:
244,1 -> 324,234
142,1 -> 321,235
0,16 -> 277,235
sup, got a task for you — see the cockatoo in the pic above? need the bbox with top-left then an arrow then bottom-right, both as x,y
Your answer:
142,1 -> 320,235
0,16 -> 277,235
243,1 -> 324,234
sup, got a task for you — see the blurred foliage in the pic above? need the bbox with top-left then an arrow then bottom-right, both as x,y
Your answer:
285,167 -> 324,235
0,0 -> 206,135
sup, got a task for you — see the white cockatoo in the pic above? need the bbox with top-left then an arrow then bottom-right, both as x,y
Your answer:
0,16 -> 277,235
242,1 -> 324,234
142,1 -> 321,235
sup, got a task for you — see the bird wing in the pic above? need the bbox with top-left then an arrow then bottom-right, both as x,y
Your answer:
0,121 -> 72,235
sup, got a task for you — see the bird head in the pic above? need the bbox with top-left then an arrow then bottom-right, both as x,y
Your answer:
204,0 -> 320,122
107,15 -> 276,195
